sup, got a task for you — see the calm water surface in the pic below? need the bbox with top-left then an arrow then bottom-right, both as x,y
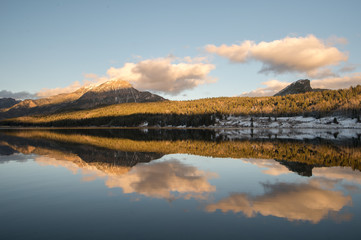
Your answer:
0,129 -> 361,239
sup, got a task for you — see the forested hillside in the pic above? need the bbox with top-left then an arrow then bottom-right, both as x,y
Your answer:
1,85 -> 361,127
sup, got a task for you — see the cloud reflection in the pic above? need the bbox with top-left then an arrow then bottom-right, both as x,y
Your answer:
206,180 -> 352,223
36,156 -> 217,201
313,167 -> 361,185
242,159 -> 290,176
106,159 -> 217,200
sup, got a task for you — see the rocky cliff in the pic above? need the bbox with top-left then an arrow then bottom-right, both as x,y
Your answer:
274,79 -> 326,96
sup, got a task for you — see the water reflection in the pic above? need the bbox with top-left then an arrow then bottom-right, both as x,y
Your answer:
106,159 -> 217,200
2,128 -> 360,171
313,167 -> 361,185
35,155 -> 217,200
1,128 -> 360,225
206,179 -> 352,223
242,159 -> 295,176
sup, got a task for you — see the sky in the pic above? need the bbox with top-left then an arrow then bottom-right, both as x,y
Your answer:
1,0 -> 361,100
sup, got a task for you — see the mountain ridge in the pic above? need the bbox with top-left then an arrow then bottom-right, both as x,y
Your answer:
0,98 -> 20,110
0,80 -> 165,119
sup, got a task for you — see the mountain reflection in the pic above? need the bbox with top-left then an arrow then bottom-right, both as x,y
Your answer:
1,128 -> 360,171
206,179 -> 352,223
35,155 -> 217,200
1,129 -> 360,223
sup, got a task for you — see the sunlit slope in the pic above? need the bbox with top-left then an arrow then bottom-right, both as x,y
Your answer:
1,86 -> 361,126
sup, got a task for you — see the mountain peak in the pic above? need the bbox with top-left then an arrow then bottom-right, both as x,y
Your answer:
74,79 -> 164,109
0,80 -> 165,119
274,79 -> 313,96
88,80 -> 133,93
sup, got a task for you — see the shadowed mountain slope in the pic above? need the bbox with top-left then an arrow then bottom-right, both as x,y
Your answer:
0,98 -> 20,110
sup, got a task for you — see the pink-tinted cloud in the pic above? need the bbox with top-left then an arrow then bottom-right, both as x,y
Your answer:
35,56 -> 215,98
37,81 -> 83,98
206,180 -> 352,223
106,159 -> 217,200
106,57 -> 216,95
240,80 -> 290,97
312,72 -> 361,89
206,35 -> 348,78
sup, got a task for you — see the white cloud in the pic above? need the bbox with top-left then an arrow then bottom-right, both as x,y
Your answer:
241,80 -> 290,97
205,41 -> 253,62
106,57 -> 216,95
37,81 -> 83,98
206,35 -> 348,78
312,72 -> 361,89
36,56 -> 216,98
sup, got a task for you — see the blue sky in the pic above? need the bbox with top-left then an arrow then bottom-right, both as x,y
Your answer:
1,0 -> 361,100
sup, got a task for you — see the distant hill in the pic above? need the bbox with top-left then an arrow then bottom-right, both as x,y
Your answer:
274,79 -> 327,96
0,80 -> 165,119
0,98 -> 20,110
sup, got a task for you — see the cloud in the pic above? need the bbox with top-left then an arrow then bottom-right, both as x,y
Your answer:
106,159 -> 217,200
313,167 -> 361,185
206,35 -> 348,78
205,41 -> 253,62
311,72 -> 361,89
307,68 -> 339,79
106,57 -> 216,95
240,80 -> 290,97
205,180 -> 352,223
0,90 -> 37,100
36,81 -> 83,98
325,35 -> 348,45
36,56 -> 216,98
242,159 -> 291,176
339,64 -> 357,73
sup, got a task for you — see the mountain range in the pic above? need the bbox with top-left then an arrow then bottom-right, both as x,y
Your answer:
0,80 -> 165,120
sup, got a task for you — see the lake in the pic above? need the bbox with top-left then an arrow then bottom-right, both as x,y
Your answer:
1,128 -> 361,239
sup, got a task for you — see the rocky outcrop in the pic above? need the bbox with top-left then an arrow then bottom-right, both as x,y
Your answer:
274,79 -> 313,96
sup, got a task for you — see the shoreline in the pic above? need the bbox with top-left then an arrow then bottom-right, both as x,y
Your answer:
1,116 -> 361,130
1,126 -> 361,130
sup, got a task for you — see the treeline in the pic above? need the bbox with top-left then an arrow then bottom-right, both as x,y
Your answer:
1,85 -> 361,127
1,113 -> 218,127
3,130 -> 361,171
